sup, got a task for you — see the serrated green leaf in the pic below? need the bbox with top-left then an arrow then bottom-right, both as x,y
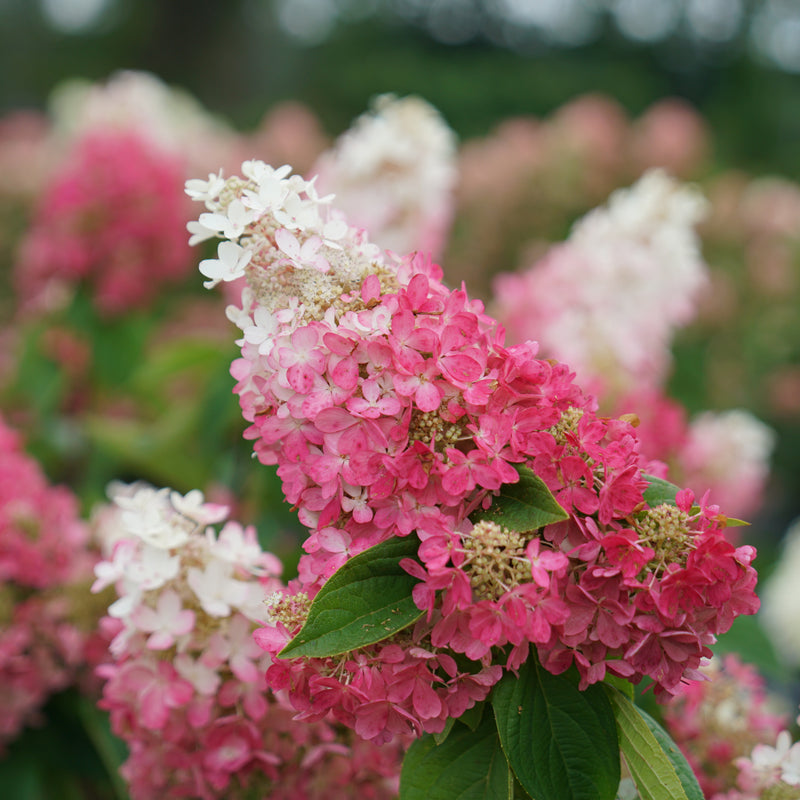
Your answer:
642,474 -> 681,507
602,673 -> 635,700
637,707 -> 704,800
400,713 -> 513,800
604,687 -> 697,800
492,658 -> 619,800
472,464 -> 568,532
279,535 -> 424,658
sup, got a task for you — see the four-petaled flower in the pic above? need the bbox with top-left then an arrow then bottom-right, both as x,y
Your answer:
199,240 -> 252,289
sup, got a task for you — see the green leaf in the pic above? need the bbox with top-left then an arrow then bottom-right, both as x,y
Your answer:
602,673 -> 635,701
642,474 -> 749,528
638,707 -> 704,800
472,464 -> 568,532
400,713 -> 513,800
433,702 -> 486,745
604,687 -> 699,800
75,696 -> 130,800
458,701 -> 486,732
492,658 -> 620,800
642,474 -> 681,507
721,516 -> 749,527
433,718 -> 456,745
279,534 -> 425,658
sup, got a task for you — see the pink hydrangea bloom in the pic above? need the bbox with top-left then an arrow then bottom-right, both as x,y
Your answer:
615,389 -> 773,523
0,421 -> 89,588
680,409 -> 775,521
93,482 -> 403,799
0,415 -> 98,752
188,160 -> 759,744
631,98 -> 710,178
14,128 -> 193,315
736,731 -> 800,796
662,655 -> 790,797
49,70 -> 242,177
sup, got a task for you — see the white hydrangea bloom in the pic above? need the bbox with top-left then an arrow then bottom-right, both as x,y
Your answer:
311,94 -> 457,258
186,157 -> 390,342
92,480 -> 285,656
207,520 -> 281,576
125,543 -> 181,591
186,218 -> 219,247
571,168 -> 708,328
169,489 -> 228,525
681,409 -> 775,518
493,169 -> 709,398
743,730 -> 800,788
48,70 -> 238,170
243,306 -> 281,355
760,519 -> 800,667
187,559 -> 249,618
114,485 -> 193,549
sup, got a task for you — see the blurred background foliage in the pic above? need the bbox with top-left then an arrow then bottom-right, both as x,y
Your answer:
2,0 -> 800,178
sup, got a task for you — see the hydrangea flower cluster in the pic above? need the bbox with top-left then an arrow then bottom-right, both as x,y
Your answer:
188,160 -> 759,743
759,518 -> 800,669
618,390 -> 775,522
679,410 -> 775,517
0,415 -> 98,751
92,482 -> 403,799
312,94 -> 457,259
14,127 -> 193,315
49,70 -> 240,176
730,726 -> 800,800
449,95 -> 710,301
492,169 -> 709,400
662,655 -> 789,797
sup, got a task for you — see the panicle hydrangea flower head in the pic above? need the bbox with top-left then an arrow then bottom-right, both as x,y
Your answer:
14,128 -> 193,315
493,169 -> 709,400
732,726 -> 800,800
615,390 -> 774,526
312,94 -> 457,259
0,414 -> 101,752
92,481 -> 403,799
760,519 -> 800,670
680,409 -> 775,521
48,70 -> 240,175
0,419 -> 90,588
616,388 -> 775,528
630,98 -> 710,178
662,655 -> 790,797
187,159 -> 759,744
